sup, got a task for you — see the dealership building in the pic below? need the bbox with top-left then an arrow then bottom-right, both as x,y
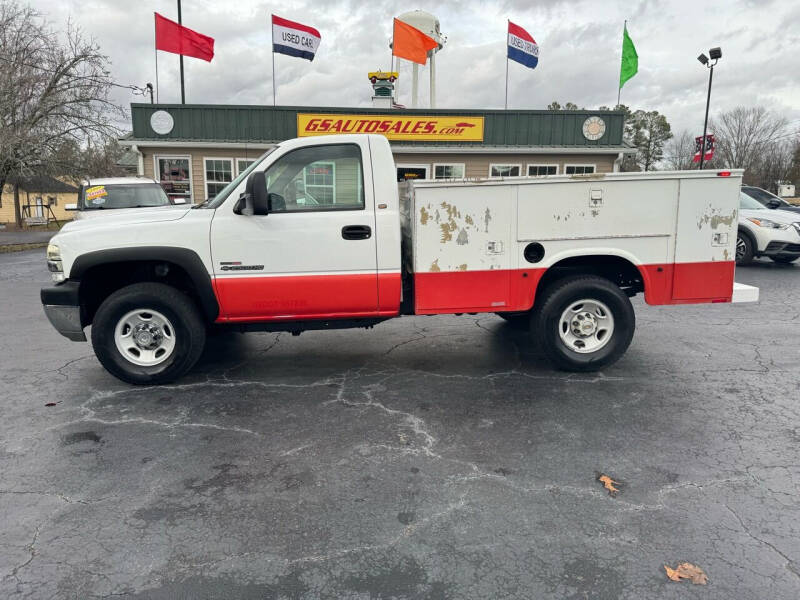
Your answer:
120,103 -> 633,204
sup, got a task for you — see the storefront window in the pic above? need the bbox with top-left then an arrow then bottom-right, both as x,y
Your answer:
434,164 -> 465,179
565,165 -> 596,175
236,158 -> 255,175
204,158 -> 233,199
489,164 -> 521,177
527,165 -> 558,176
156,156 -> 192,204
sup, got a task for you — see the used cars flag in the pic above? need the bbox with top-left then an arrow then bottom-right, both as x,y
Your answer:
154,12 -> 214,61
507,21 -> 539,69
271,14 -> 321,61
392,18 -> 438,65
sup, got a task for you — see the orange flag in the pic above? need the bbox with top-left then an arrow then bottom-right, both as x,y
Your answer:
392,18 -> 437,65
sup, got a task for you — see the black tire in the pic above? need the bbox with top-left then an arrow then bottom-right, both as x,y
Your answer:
533,276 -> 635,372
91,282 -> 206,385
769,255 -> 798,264
736,230 -> 755,265
496,312 -> 531,329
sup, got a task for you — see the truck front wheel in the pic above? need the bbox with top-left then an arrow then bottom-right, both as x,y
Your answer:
91,282 -> 206,385
533,276 -> 635,372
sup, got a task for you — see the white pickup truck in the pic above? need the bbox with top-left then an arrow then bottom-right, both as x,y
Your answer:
41,134 -> 757,384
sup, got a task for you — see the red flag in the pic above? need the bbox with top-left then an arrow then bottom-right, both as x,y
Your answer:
155,13 -> 214,62
392,18 -> 438,65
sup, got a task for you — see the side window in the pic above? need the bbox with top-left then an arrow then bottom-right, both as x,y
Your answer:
264,144 -> 364,212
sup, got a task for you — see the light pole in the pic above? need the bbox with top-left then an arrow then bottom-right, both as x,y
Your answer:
697,47 -> 721,169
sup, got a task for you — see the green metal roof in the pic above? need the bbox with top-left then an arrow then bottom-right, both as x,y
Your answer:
130,103 -> 626,148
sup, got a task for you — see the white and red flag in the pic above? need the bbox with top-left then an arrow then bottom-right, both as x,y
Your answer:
693,134 -> 715,162
271,14 -> 321,61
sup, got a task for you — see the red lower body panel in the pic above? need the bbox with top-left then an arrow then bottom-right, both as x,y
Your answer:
414,261 -> 735,314
211,261 -> 735,323
213,272 -> 401,322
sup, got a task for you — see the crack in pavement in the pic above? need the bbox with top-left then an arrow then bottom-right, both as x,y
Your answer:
1,523 -> 42,586
723,503 -> 800,583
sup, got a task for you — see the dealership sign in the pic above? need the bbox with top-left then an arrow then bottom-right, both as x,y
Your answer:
297,113 -> 484,142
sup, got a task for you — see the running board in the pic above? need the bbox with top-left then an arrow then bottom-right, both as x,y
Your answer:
732,282 -> 759,303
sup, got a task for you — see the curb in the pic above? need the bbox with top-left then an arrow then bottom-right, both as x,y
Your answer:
0,242 -> 48,253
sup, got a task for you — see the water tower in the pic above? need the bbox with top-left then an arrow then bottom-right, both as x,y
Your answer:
393,10 -> 446,108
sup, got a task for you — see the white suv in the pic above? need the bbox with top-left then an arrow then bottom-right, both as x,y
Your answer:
738,191 -> 800,264
66,177 -> 185,219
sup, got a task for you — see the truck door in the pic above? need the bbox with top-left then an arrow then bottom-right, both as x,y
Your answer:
210,141 -> 379,321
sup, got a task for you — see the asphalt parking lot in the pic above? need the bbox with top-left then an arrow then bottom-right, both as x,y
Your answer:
1,248 -> 798,599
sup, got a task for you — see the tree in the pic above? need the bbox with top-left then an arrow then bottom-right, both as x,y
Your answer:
748,138 -> 797,192
0,2 -> 123,225
710,106 -> 788,173
547,101 -> 582,110
663,130 -> 696,171
626,110 -> 672,171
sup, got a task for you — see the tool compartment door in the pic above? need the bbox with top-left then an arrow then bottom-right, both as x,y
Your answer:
413,184 -> 514,312
672,177 -> 738,301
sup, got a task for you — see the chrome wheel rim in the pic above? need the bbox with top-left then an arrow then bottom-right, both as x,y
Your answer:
114,308 -> 176,367
736,236 -> 747,261
558,299 -> 615,354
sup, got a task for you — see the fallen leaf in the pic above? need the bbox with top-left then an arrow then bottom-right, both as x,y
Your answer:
664,562 -> 708,585
596,473 -> 621,496
44,402 -> 61,407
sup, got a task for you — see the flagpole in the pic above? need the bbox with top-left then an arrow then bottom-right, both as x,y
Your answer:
271,15 -> 276,105
177,0 -> 185,104
154,13 -> 159,103
616,20 -> 626,107
504,19 -> 509,110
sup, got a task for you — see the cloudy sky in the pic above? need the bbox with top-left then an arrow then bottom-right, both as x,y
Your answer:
36,0 -> 800,136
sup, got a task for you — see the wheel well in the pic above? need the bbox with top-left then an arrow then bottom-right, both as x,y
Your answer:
737,226 -> 756,248
78,260 -> 206,326
537,255 -> 644,299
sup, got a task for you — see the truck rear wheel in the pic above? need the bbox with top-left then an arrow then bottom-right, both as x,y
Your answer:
533,276 -> 635,372
91,282 -> 206,385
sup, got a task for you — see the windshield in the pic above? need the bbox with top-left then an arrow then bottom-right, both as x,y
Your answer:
740,191 -> 766,210
742,186 -> 785,206
81,183 -> 170,210
203,148 -> 277,209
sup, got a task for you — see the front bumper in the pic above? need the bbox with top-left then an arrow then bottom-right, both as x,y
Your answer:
762,241 -> 800,256
41,281 -> 86,342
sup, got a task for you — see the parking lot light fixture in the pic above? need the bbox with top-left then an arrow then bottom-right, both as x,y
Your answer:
698,46 -> 721,170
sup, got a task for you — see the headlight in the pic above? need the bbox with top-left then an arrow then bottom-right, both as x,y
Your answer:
46,244 -> 64,282
746,217 -> 788,229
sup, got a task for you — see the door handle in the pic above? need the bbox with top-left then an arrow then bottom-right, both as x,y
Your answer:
342,225 -> 371,240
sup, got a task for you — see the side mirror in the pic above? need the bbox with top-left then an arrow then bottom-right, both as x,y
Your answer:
247,171 -> 269,215
65,203 -> 78,211
766,199 -> 781,209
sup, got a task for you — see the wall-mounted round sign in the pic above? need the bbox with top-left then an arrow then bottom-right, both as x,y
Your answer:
582,116 -> 606,141
150,110 -> 174,135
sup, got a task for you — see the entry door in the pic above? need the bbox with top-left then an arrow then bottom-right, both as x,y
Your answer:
35,197 -> 44,218
210,142 -> 379,321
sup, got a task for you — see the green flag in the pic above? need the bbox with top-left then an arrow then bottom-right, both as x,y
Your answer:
619,24 -> 638,89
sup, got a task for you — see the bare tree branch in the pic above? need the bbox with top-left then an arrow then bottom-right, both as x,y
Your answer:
0,1 -> 124,225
